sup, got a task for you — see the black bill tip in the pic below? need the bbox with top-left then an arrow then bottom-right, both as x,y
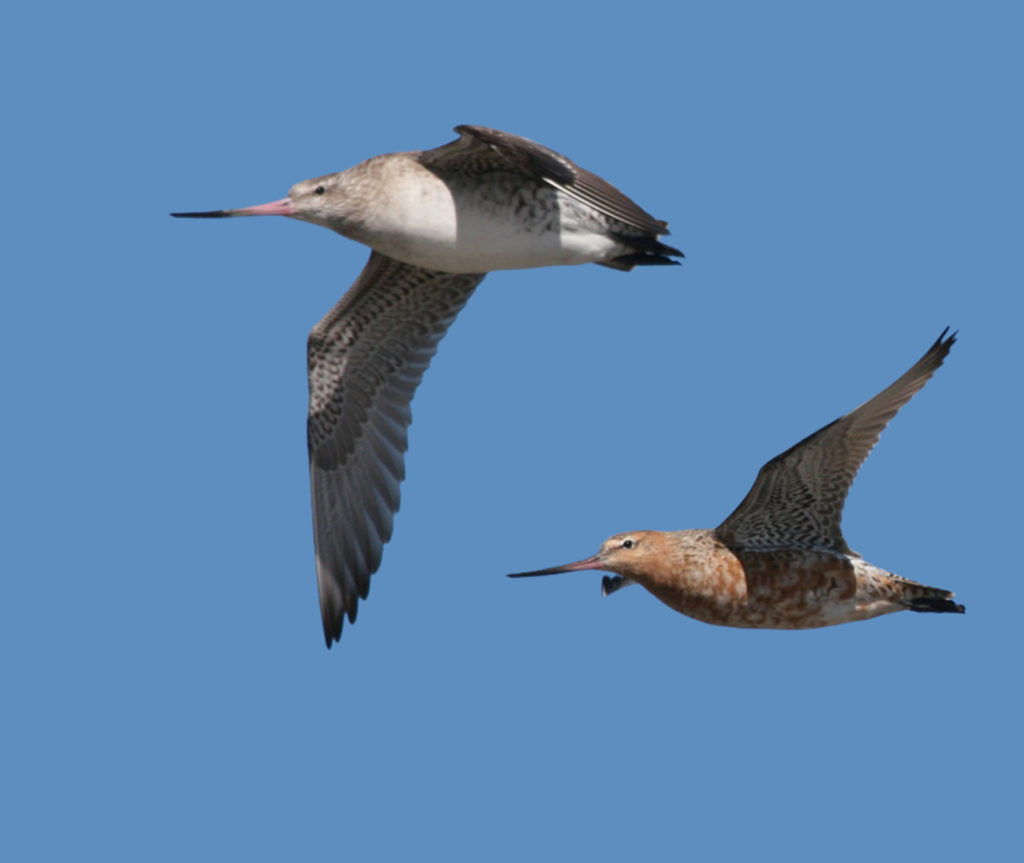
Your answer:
170,210 -> 234,218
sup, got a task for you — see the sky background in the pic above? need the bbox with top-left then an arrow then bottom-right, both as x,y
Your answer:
3,2 -> 1021,860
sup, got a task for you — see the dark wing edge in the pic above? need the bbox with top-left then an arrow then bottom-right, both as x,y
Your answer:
307,252 -> 484,647
450,125 -> 675,239
715,328 -> 956,554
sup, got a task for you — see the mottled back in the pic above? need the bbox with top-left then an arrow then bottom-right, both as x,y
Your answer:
420,125 -> 674,239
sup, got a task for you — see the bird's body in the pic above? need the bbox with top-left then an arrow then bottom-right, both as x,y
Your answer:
172,125 -> 681,646
306,151 -> 643,273
510,330 -> 964,629
592,529 -> 957,629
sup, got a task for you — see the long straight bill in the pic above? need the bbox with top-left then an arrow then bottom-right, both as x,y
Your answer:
171,197 -> 294,218
506,553 -> 604,578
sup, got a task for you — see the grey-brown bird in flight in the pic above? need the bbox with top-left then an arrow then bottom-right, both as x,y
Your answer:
172,125 -> 682,646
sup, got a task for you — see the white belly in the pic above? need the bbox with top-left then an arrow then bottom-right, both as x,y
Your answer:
348,165 -> 623,273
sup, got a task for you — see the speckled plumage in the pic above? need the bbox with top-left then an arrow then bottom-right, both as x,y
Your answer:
510,330 -> 964,630
173,125 -> 682,647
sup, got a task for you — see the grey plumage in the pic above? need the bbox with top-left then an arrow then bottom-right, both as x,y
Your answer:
308,253 -> 483,643
173,124 -> 682,647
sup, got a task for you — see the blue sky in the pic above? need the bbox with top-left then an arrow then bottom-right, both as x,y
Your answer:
3,2 -> 1020,860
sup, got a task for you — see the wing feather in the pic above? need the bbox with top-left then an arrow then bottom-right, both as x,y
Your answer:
307,251 -> 483,645
715,330 -> 956,553
419,124 -> 671,237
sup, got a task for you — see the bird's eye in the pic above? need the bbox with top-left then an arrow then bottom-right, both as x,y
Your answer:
314,185 -> 326,195
621,539 -> 635,549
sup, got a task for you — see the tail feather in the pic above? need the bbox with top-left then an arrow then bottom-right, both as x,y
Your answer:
907,595 -> 966,614
903,581 -> 965,614
599,235 -> 684,271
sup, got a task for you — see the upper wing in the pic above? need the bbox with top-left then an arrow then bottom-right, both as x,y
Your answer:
420,124 -> 671,237
714,329 -> 956,554
307,251 -> 484,646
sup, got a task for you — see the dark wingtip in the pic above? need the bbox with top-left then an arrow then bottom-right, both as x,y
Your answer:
321,605 -> 345,650
170,210 -> 233,218
320,592 -> 357,651
918,326 -> 958,372
323,618 -> 341,649
602,575 -> 634,597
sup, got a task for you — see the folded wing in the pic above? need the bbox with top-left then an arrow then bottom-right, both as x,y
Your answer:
422,124 -> 673,238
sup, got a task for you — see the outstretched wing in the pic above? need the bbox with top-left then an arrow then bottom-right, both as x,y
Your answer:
715,329 -> 956,554
420,124 -> 673,238
308,251 -> 484,646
